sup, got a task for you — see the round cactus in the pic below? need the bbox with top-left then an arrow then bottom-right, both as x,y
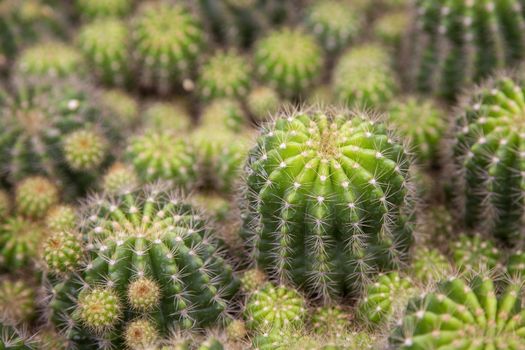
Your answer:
247,86 -> 281,123
390,274 -> 525,349
244,283 -> 306,332
78,18 -> 131,86
0,322 -> 34,349
373,11 -> 409,47
507,250 -> 525,278
304,0 -> 360,52
0,216 -> 47,270
15,176 -> 58,220
124,318 -> 159,349
387,97 -> 445,165
310,305 -> 349,335
46,186 -> 240,347
333,44 -> 397,108
406,0 -> 525,101
226,319 -> 247,341
198,50 -> 251,100
43,230 -> 83,274
45,205 -> 77,232
358,272 -> 414,326
452,73 -> 525,242
75,0 -> 133,19
142,101 -> 192,133
101,162 -> 139,195
100,89 -> 139,130
451,234 -> 501,273
131,2 -> 205,94
254,28 -> 323,98
241,108 -> 415,300
0,278 -> 35,325
199,99 -> 246,133
16,41 -> 84,79
240,269 -> 267,294
126,131 -> 199,190
411,247 -> 452,284
191,194 -> 231,223
63,129 -> 109,172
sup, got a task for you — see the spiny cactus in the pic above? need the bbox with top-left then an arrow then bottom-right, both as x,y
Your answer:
78,18 -> 131,86
45,205 -> 77,232
411,247 -> 452,284
0,322 -> 35,349
199,99 -> 246,133
63,129 -> 109,172
45,186 -> 240,347
419,205 -> 454,248
75,0 -> 133,19
373,11 -> 409,48
451,234 -> 501,273
198,50 -> 251,100
0,191 -> 9,221
131,2 -> 204,94
16,41 -> 84,79
15,176 -> 58,220
126,131 -> 199,191
387,97 -> 445,165
101,162 -> 139,195
0,278 -> 35,325
452,72 -> 525,242
254,28 -> 323,98
241,108 -> 415,300
333,44 -> 397,108
247,86 -> 281,123
240,269 -> 267,294
226,319 -> 247,341
508,250 -> 525,278
142,101 -> 192,133
244,283 -> 306,332
191,194 -> 231,224
310,305 -> 349,335
390,274 -> 525,349
304,0 -> 360,52
358,272 -> 414,326
407,0 -> 525,101
124,318 -> 159,349
100,89 -> 139,130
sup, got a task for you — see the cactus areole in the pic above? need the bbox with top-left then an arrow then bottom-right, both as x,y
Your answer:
241,109 -> 415,300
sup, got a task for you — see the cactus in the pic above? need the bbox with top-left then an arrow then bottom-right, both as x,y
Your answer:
411,247 -> 452,284
419,205 -> 454,248
308,85 -> 335,106
75,0 -> 133,19
226,319 -> 247,341
333,44 -> 397,108
191,194 -> 231,223
304,0 -> 360,52
126,131 -> 199,191
508,250 -> 525,278
199,99 -> 246,133
373,11 -> 409,48
451,234 -> 501,273
0,216 -> 47,270
101,162 -> 139,195
198,50 -> 251,100
45,205 -> 77,232
0,322 -> 34,349
452,73 -> 525,242
124,318 -> 159,349
244,283 -> 306,332
387,97 -> 445,165
142,101 -> 192,133
100,89 -> 139,130
16,41 -> 84,79
406,0 -> 525,101
197,337 -> 224,350
0,278 -> 35,325
0,190 -> 10,221
63,129 -> 109,172
43,230 -> 83,275
254,28 -> 323,98
241,108 -> 415,300
78,18 -> 131,86
358,272 -> 414,326
311,305 -> 349,335
390,274 -> 525,349
15,176 -> 58,220
45,186 -> 240,347
247,86 -> 281,123
240,269 -> 267,294
131,2 -> 204,94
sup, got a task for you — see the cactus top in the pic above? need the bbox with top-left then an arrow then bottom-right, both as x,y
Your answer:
242,109 -> 414,299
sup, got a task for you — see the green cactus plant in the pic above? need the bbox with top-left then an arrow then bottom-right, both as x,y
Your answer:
310,305 -> 349,335
75,0 -> 133,19
43,230 -> 83,275
333,44 -> 397,108
254,28 -> 323,98
0,191 -> 9,221
101,162 -> 139,195
78,18 -> 131,86
45,205 -> 77,232
100,89 -> 139,130
63,129 -> 109,172
373,11 -> 409,48
142,101 -> 192,133
390,274 -> 525,349
241,108 -> 415,300
199,99 -> 246,134
45,186 -> 240,347
0,278 -> 35,326
240,269 -> 267,294
451,234 -> 501,273
198,50 -> 251,100
406,0 -> 525,101
507,250 -> 525,278
131,2 -> 205,94
0,322 -> 34,350
247,86 -> 281,123
15,176 -> 58,220
411,247 -> 452,284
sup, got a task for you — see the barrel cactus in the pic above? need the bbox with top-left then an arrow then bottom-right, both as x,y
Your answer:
411,247 -> 452,284
241,108 -> 416,300
0,322 -> 35,350
406,0 -> 525,101
451,234 -> 501,273
310,305 -> 349,335
75,0 -> 133,19
101,162 -> 139,195
45,185 -> 240,348
45,205 -> 77,232
199,99 -> 246,133
100,89 -> 139,130
0,278 -> 35,325
247,86 -> 281,123
142,101 -> 192,133
508,250 -> 525,278
15,176 -> 58,220
390,274 -> 525,349
63,129 -> 109,173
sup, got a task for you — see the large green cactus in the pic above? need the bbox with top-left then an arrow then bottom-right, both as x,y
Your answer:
241,108 -> 415,300
407,0 -> 525,101
45,185 -> 240,348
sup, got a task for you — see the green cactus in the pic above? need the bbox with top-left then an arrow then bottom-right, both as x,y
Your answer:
387,97 -> 445,165
45,205 -> 77,232
191,194 -> 230,223
390,274 -> 525,349
0,190 -> 10,221
15,176 -> 58,220
101,162 -> 139,195
0,278 -> 35,325
199,99 -> 246,133
100,89 -> 139,130
0,322 -> 34,350
358,272 -> 414,326
304,0 -> 360,52
254,28 -> 323,98
226,319 -> 247,341
373,11 -> 409,48
46,186 -> 240,347
241,109 -> 415,300
240,269 -> 267,294
198,50 -> 251,100
131,2 -> 204,94
63,129 -> 109,172
419,205 -> 454,248
451,234 -> 501,273
75,0 -> 133,19
452,73 -> 525,242
247,86 -> 281,123
197,337 -> 224,350
507,250 -> 525,278
311,305 -> 349,335
407,0 -> 525,101
126,131 -> 199,190
124,318 -> 159,349
411,247 -> 452,284
43,230 -> 83,275
244,283 -> 306,332
16,41 -> 84,79
142,101 -> 192,133
333,44 -> 397,108
78,18 -> 131,86
308,85 -> 335,106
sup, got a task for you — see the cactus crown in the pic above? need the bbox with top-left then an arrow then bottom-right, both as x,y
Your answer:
17,41 -> 83,78
75,0 -> 133,19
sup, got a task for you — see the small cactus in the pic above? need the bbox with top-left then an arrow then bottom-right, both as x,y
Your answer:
240,269 -> 267,294
247,86 -> 281,123
100,89 -> 140,130
75,0 -> 133,19
15,176 -> 58,220
142,101 -> 192,133
373,11 -> 409,48
411,247 -> 452,284
507,250 -> 525,278
0,190 -> 11,221
0,216 -> 47,270
451,234 -> 501,273
310,305 -> 349,335
241,108 -> 415,300
43,230 -> 82,274
45,205 -> 77,232
0,322 -> 35,349
390,274 -> 525,349
101,162 -> 139,195
199,99 -> 246,134
63,129 -> 109,172
254,28 -> 323,98
226,319 -> 247,341
124,318 -> 159,350
0,278 -> 35,325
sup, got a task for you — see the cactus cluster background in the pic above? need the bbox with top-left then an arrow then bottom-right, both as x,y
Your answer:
4,0 -> 525,349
